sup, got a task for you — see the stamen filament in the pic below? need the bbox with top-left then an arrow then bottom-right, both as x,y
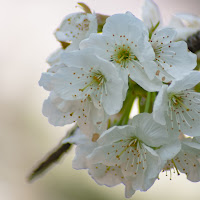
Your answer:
171,159 -> 180,175
116,55 -> 125,63
80,79 -> 96,92
174,96 -> 190,111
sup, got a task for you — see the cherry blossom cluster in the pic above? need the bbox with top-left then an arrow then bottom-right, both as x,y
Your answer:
39,0 -> 200,198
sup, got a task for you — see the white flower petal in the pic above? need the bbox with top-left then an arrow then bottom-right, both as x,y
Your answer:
174,140 -> 200,182
39,72 -> 54,91
47,48 -> 64,66
124,181 -> 136,198
51,67 -> 91,100
73,141 -> 98,169
88,163 -> 125,187
103,13 -> 148,37
80,34 -> 113,61
168,71 -> 200,93
127,61 -> 162,92
129,113 -> 168,147
151,28 -> 177,44
156,139 -> 181,167
150,28 -> 197,82
101,77 -> 124,115
42,96 -> 76,126
153,84 -> 168,125
140,145 -> 161,191
141,61 -> 158,80
163,41 -> 197,78
55,12 -> 97,48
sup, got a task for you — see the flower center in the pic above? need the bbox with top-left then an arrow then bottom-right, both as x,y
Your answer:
80,70 -> 106,92
169,94 -> 190,111
111,45 -> 137,68
167,92 -> 195,131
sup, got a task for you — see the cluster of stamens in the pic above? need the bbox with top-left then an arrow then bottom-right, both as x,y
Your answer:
79,70 -> 105,92
162,150 -> 198,180
102,137 -> 149,176
167,90 -> 200,132
162,159 -> 180,180
111,45 -> 137,68
64,15 -> 90,40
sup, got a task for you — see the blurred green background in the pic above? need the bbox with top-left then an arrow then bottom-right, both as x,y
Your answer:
1,0 -> 200,199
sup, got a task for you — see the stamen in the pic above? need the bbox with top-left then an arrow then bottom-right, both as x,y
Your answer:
174,96 -> 190,111
116,55 -> 125,63
117,145 -> 130,158
171,159 -> 180,176
80,72 -> 105,92
79,79 -> 96,92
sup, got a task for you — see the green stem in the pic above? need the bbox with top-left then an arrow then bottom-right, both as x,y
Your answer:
117,93 -> 135,126
144,92 -> 151,113
152,92 -> 156,102
149,21 -> 160,39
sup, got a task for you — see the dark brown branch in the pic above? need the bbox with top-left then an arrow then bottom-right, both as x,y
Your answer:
27,142 -> 72,182
27,125 -> 77,182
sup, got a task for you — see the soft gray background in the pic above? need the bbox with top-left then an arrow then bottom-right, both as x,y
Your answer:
1,0 -> 200,199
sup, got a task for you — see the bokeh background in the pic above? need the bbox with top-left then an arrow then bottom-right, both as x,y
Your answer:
1,0 -> 200,199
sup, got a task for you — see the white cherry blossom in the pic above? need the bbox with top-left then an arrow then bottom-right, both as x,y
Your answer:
153,71 -> 200,136
80,12 -> 162,92
64,129 -> 136,198
162,137 -> 200,182
149,28 -> 197,83
50,49 -> 125,115
72,134 -> 127,187
87,113 -> 177,192
55,12 -> 97,50
47,12 -> 97,68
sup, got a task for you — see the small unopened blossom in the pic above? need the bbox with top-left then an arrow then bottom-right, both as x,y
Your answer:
142,0 -> 161,30
162,137 -> 200,182
88,113 -> 178,192
148,28 -> 197,83
153,71 -> 200,136
80,12 -> 162,92
55,12 -> 97,50
42,92 -> 107,137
